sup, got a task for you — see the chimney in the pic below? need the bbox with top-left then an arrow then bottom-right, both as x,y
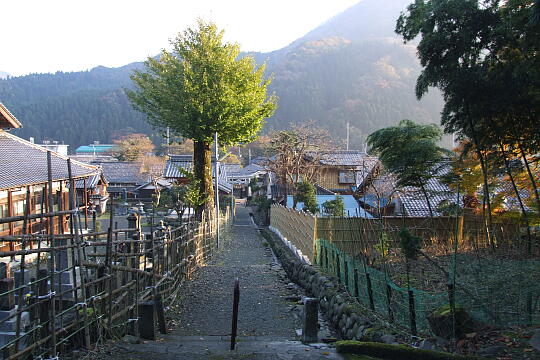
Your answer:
29,137 -> 34,143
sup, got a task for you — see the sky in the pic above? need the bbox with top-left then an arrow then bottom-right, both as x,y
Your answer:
1,0 -> 361,76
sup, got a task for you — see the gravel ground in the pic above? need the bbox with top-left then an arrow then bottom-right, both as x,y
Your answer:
89,204 -> 345,359
170,204 -> 303,337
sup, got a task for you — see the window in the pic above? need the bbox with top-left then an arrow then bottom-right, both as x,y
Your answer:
338,170 -> 355,184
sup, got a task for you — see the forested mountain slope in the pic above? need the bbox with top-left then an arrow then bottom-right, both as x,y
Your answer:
0,0 -> 443,150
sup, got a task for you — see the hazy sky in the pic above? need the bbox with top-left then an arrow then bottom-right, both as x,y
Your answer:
2,0 -> 361,76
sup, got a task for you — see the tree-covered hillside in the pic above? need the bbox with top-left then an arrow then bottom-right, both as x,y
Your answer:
0,0 -> 443,150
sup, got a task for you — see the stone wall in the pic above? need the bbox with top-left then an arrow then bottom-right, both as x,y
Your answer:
261,228 -> 394,343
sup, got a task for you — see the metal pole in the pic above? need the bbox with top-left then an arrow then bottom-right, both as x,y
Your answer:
230,278 -> 240,350
346,121 -> 350,150
214,132 -> 220,248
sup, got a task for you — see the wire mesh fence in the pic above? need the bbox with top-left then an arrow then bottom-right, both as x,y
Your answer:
270,204 -> 540,337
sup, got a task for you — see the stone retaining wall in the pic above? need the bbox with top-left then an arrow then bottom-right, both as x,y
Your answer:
261,228 -> 392,343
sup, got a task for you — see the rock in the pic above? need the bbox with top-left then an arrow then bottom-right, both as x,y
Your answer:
345,316 -> 353,330
427,305 -> 475,339
530,329 -> 540,351
380,334 -> 396,344
355,325 -> 366,340
418,339 -> 437,351
477,345 -> 505,356
121,335 -> 141,344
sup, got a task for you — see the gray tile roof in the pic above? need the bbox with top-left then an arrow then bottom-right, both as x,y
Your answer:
74,172 -> 102,189
164,155 -> 193,178
312,150 -> 372,167
164,155 -> 232,193
0,130 -> 98,190
97,161 -> 148,185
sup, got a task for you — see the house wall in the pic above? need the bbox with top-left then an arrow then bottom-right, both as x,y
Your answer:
0,177 -> 99,251
317,167 -> 356,192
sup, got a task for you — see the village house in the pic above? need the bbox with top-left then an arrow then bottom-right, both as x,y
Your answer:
164,154 -> 233,194
96,161 -> 149,199
308,150 -> 381,195
0,103 -> 106,251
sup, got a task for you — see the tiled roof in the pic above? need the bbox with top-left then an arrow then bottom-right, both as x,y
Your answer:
74,172 -> 102,189
0,130 -> 98,190
97,161 -> 148,185
164,155 -> 233,193
0,103 -> 22,129
164,155 -> 193,178
398,166 -> 460,217
309,150 -> 373,167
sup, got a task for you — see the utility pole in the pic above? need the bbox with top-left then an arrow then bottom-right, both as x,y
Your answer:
166,127 -> 170,155
346,122 -> 350,151
214,132 -> 220,248
248,148 -> 252,164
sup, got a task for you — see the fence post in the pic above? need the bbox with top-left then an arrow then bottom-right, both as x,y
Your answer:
335,253 -> 341,283
386,284 -> 394,323
353,268 -> 359,299
408,290 -> 417,336
366,272 -> 375,311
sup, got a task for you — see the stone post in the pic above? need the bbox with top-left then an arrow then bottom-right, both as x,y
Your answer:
302,298 -> 319,343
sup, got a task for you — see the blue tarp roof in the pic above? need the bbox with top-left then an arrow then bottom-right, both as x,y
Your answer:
286,195 -> 373,218
76,145 -> 115,153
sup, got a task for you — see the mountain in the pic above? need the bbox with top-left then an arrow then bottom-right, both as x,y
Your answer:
0,0 -> 443,150
0,71 -> 10,80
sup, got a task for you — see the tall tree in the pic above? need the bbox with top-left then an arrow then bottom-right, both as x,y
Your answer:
128,20 -> 276,217
367,120 -> 449,217
113,133 -> 155,161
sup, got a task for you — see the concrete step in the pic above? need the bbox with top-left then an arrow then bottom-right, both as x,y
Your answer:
111,335 -> 346,360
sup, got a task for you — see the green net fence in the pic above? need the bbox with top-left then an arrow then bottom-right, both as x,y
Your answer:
315,237 -> 540,336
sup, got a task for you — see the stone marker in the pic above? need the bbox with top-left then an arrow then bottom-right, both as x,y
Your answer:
138,301 -> 155,340
302,298 -> 318,343
0,279 -> 15,311
0,263 -> 10,279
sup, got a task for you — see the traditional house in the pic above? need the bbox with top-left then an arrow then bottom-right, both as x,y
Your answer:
0,104 -> 105,250
97,161 -> 149,199
307,150 -> 381,195
164,155 -> 233,194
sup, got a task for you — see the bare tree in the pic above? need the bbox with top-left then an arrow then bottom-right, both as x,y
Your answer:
140,155 -> 166,205
268,122 -> 335,206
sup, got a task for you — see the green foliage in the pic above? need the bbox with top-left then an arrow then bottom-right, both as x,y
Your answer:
127,19 -> 276,146
373,232 -> 390,259
322,195 -> 345,217
294,182 -> 318,214
252,195 -> 271,211
398,228 -> 421,260
436,200 -> 463,216
367,120 -> 450,217
336,340 -> 487,360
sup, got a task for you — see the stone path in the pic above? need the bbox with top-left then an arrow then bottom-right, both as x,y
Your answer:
96,204 -> 344,360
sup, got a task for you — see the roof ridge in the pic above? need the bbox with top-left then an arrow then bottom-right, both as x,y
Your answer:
0,130 -> 98,172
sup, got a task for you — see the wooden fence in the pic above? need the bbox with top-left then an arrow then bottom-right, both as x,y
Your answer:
270,205 -> 523,261
0,202 -> 231,359
269,205 -> 316,263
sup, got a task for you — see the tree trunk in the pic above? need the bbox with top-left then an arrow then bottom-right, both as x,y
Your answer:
465,108 -> 495,249
499,143 -> 533,254
420,184 -> 434,218
519,142 -> 540,214
193,140 -> 214,221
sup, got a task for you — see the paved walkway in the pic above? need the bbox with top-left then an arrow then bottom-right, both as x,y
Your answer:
97,204 -> 343,359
